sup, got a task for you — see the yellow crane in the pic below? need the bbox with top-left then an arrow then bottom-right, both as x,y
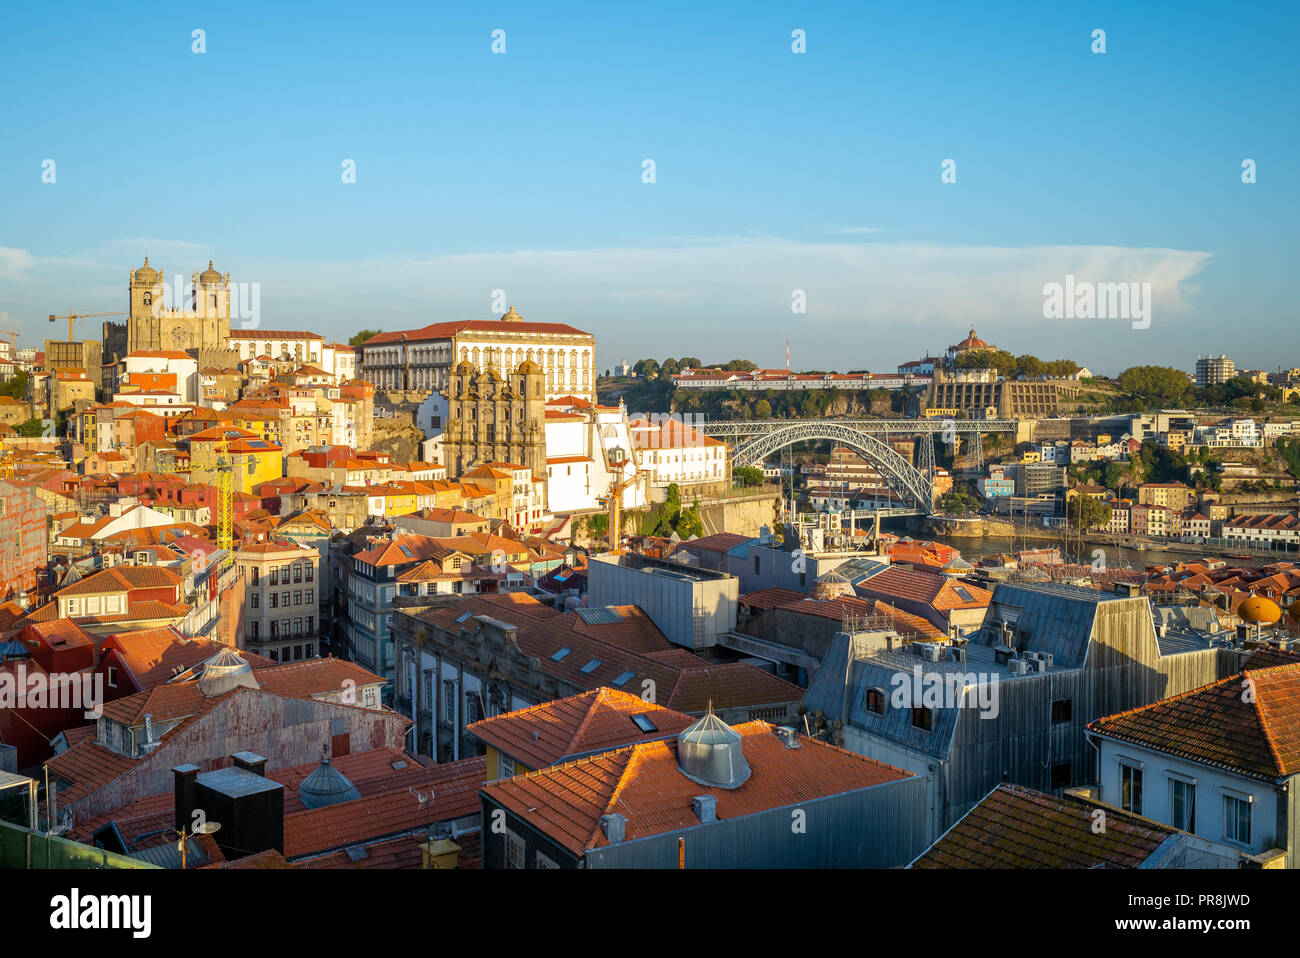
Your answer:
600,446 -> 643,553
47,310 -> 127,342
215,432 -> 237,570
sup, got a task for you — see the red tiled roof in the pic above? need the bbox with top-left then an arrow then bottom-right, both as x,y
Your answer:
910,783 -> 1178,868
363,318 -> 592,345
467,687 -> 696,771
1089,663 -> 1300,780
482,721 -> 912,856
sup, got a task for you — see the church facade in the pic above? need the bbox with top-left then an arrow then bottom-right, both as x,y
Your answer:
104,258 -> 233,364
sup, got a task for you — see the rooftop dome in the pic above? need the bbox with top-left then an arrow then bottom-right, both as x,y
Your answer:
955,328 -> 992,350
134,257 -> 159,284
516,358 -> 541,375
197,646 -> 259,697
297,757 -> 362,809
501,305 -> 523,322
199,260 -> 222,284
676,704 -> 750,789
1240,595 -> 1282,626
812,566 -> 853,600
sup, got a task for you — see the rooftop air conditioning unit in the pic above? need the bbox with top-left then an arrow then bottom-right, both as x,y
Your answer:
946,646 -> 967,664
914,642 -> 942,663
994,646 -> 1014,667
1005,658 -> 1030,676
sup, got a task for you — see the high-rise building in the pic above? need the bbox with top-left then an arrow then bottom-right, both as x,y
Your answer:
1195,355 -> 1235,388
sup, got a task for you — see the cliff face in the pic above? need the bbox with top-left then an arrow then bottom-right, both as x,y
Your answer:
370,419 -> 426,463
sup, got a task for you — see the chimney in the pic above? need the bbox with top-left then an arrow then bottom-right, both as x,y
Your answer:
773,726 -> 801,749
231,750 -> 267,777
172,763 -> 199,832
599,812 -> 626,843
692,795 -> 718,824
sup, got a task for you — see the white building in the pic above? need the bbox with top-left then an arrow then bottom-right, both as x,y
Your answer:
629,415 -> 728,491
1089,668 -> 1295,866
118,350 -> 200,403
543,397 -> 645,515
359,308 -> 597,401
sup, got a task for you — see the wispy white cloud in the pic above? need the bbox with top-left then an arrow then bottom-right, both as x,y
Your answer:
0,238 -> 1212,371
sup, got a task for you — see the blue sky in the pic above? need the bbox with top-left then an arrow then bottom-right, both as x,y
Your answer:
1,0 -> 1296,375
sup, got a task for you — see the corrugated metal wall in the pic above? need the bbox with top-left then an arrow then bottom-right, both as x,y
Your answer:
584,777 -> 928,869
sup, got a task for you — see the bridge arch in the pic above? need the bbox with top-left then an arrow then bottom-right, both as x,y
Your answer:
731,422 -> 935,512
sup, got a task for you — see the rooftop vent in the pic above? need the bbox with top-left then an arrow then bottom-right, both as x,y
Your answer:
297,757 -> 362,809
197,647 -> 258,697
773,726 -> 800,749
676,704 -> 751,790
599,812 -> 626,843
692,794 -> 718,824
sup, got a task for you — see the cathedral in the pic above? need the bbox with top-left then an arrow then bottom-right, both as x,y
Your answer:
104,258 -> 233,363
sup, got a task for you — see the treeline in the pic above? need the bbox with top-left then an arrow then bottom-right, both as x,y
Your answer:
1114,366 -> 1298,412
954,350 -> 1079,379
670,386 -> 907,420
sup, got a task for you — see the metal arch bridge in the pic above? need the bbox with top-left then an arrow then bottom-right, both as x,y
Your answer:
695,418 -> 1020,514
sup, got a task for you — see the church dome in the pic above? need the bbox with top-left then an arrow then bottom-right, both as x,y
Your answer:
501,306 -> 523,322
955,328 -> 992,350
297,757 -> 362,809
516,359 -> 541,375
134,258 -> 159,284
199,260 -> 223,284
676,704 -> 750,789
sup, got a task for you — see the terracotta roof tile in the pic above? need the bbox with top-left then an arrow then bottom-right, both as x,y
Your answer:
910,783 -> 1177,868
467,688 -> 696,771
483,721 -> 912,856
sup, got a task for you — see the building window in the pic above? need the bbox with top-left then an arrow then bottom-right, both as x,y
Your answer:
535,851 -> 559,869
294,564 -> 302,583
270,594 -> 278,608
911,707 -> 932,731
107,666 -> 117,688
443,680 -> 456,724
498,754 -> 515,780
1223,794 -> 1251,846
294,591 -> 302,606
1170,779 -> 1196,832
866,688 -> 884,714
249,621 -> 259,640
250,592 -> 260,609
305,565 -> 314,582
1050,699 -> 1072,724
1050,762 -> 1071,790
505,829 -> 525,869
1119,763 -> 1142,813
269,568 -> 278,586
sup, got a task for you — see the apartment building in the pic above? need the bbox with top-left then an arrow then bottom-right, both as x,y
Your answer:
236,539 -> 322,663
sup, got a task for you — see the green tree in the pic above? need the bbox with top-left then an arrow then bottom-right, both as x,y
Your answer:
676,506 -> 705,539
678,357 -> 703,370
0,370 -> 29,400
734,465 -> 765,487
1067,495 -> 1112,531
754,398 -> 772,419
660,358 -> 680,378
349,329 -> 382,346
1117,366 -> 1190,406
14,418 -> 45,437
634,358 -> 661,380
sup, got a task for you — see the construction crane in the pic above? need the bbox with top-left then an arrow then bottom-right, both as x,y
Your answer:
599,446 -> 643,554
47,310 -> 127,342
214,431 -> 238,571
0,330 -> 17,353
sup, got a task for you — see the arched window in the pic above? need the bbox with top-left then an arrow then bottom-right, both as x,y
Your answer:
142,292 -> 152,307
866,688 -> 885,714
209,293 -> 217,309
